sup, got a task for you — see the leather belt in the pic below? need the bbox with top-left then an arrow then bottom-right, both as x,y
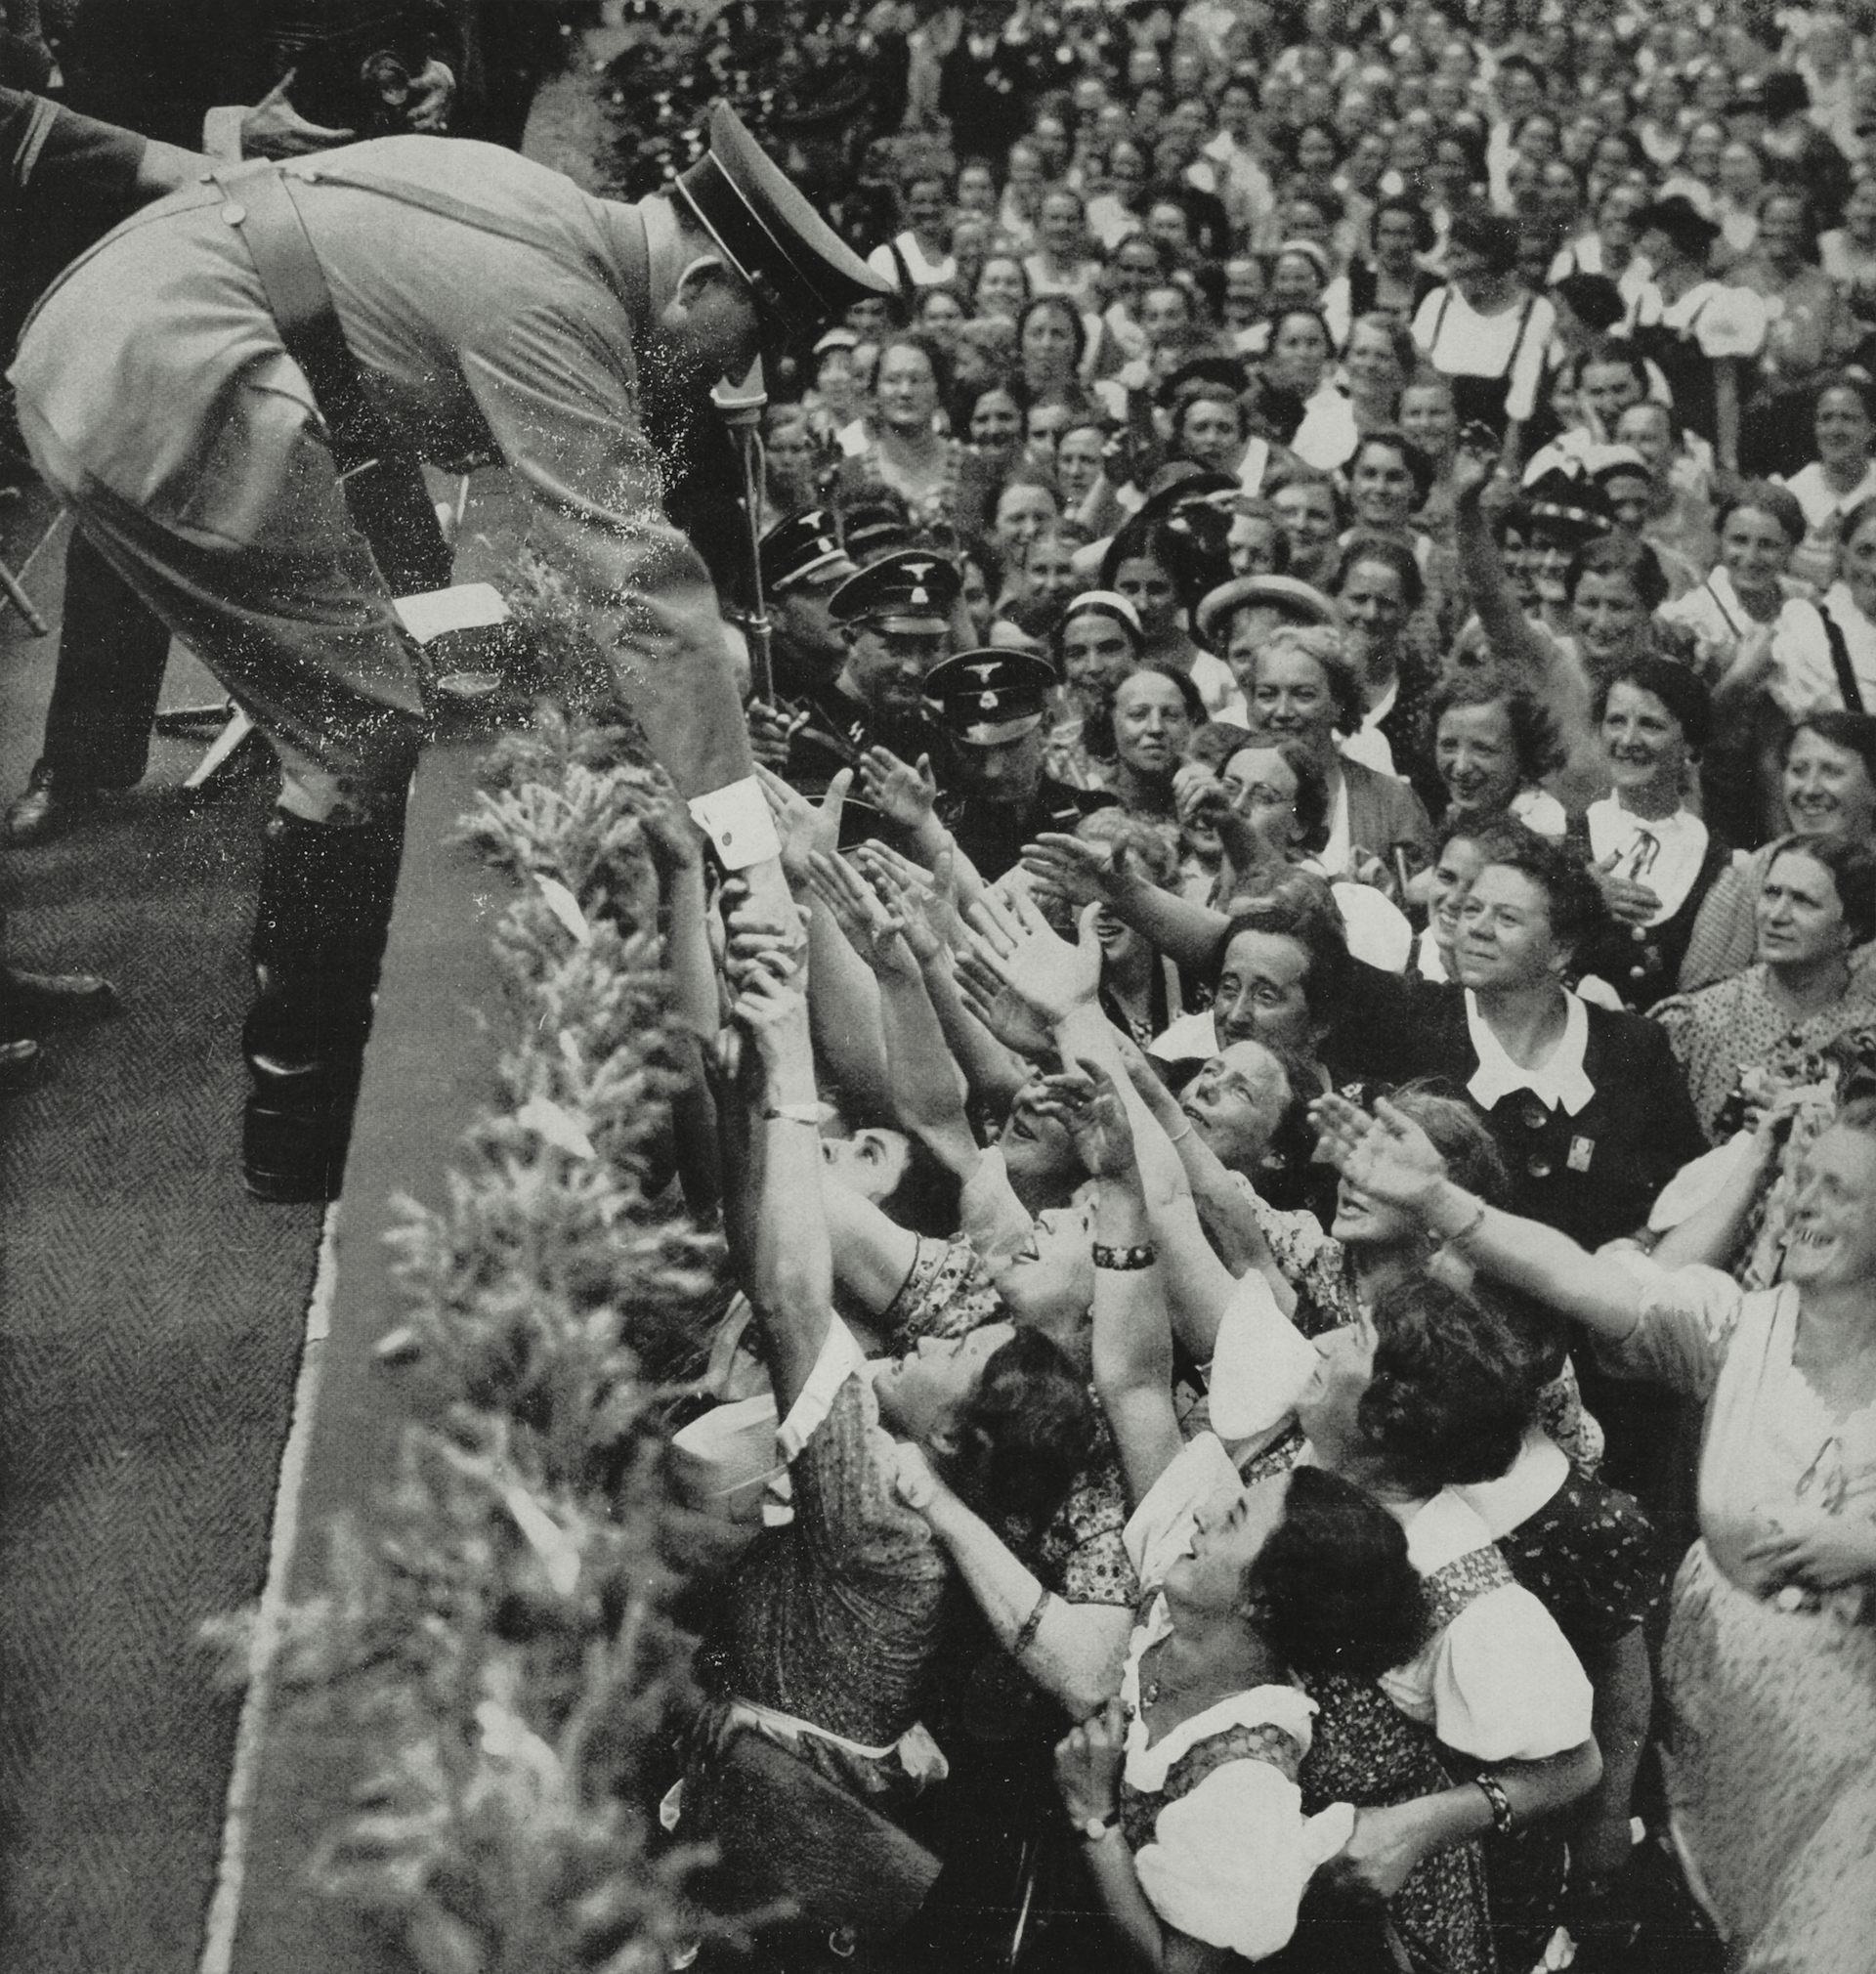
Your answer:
206,159 -> 451,596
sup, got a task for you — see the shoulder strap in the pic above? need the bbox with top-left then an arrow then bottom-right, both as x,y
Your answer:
1501,293 -> 1538,380
1816,600 -> 1866,714
209,161 -> 450,594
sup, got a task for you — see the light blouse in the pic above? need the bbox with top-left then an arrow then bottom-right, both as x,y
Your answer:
1121,1434 -> 1355,1960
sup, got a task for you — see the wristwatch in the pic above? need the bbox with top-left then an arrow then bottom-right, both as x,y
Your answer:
1076,1808 -> 1120,1842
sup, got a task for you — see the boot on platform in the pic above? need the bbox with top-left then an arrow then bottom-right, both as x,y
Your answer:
242,809 -> 405,1204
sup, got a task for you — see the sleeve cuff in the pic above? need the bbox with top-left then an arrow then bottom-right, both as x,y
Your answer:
1207,1272 -> 1319,1441
687,775 -> 782,872
776,1317 -> 867,1463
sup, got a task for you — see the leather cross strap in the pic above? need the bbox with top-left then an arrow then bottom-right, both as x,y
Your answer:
209,160 -> 451,595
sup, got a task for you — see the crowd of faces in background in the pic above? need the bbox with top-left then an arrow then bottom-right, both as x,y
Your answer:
664,4 -> 1876,1972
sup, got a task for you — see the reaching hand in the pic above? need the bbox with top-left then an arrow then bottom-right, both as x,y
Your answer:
967,887 -> 1104,1026
1308,1094 -> 1448,1212
853,840 -> 956,966
1032,1057 -> 1139,1181
402,56 -> 455,133
755,762 -> 852,886
1053,1698 -> 1127,1827
956,947 -> 1057,1059
1449,426 -> 1503,508
746,698 -> 804,772
728,932 -> 808,1072
1020,831 -> 1130,908
860,747 -> 939,833
1173,759 -> 1222,821
723,895 -> 808,994
240,70 -> 357,157
805,849 -> 917,978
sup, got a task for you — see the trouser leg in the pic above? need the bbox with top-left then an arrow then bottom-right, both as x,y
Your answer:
19,402 -> 429,1189
37,526 -> 173,788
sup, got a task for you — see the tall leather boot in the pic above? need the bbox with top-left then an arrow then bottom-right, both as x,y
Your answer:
242,808 -> 405,1203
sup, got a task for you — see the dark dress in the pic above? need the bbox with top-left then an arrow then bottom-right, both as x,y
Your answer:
1564,814 -> 1734,1014
1333,971 -> 1708,1526
1332,971 -> 1705,1251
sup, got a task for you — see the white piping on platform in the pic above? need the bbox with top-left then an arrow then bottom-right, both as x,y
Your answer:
196,1201 -> 340,1974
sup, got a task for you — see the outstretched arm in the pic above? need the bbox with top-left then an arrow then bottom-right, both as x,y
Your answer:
1310,1094 -> 1646,1341
724,909 -> 833,1416
896,1446 -> 1132,1718
1022,833 -> 1230,975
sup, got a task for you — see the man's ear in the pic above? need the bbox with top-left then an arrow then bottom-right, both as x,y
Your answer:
670,252 -> 732,317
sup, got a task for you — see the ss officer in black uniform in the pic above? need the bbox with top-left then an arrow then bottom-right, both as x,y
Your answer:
786,547 -> 959,795
757,505 -> 857,705
923,648 -> 1112,881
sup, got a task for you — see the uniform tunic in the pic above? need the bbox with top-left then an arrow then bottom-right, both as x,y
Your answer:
10,136 -> 746,817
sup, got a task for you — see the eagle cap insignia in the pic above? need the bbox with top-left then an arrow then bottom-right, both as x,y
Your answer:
965,661 -> 999,683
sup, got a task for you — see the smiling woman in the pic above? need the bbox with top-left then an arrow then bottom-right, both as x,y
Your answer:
1309,1090 -> 1876,1968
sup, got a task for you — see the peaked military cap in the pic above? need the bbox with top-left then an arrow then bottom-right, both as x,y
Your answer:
840,494 -> 915,564
674,103 -> 891,335
829,548 -> 960,632
760,508 -> 858,594
925,648 -> 1059,746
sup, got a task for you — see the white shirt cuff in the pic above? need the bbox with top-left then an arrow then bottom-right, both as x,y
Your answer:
687,775 -> 782,871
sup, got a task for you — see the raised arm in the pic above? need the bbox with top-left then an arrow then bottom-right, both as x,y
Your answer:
1452,441 -> 1560,691
1310,1094 -> 1646,1341
857,839 -> 1031,1113
805,847 -> 981,1177
756,766 -> 893,1118
638,772 -> 723,1218
895,1444 -> 1132,1718
858,744 -> 992,916
1021,833 -> 1230,976
724,910 -> 833,1416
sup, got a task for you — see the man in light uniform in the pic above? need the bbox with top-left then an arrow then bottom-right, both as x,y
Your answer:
8,103 -> 890,1195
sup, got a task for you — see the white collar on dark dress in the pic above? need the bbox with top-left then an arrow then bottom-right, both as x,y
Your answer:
1465,988 -> 1595,1116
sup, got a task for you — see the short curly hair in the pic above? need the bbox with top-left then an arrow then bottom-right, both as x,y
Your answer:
1425,671 -> 1566,789
1474,821 -> 1611,966
1762,833 -> 1876,946
1242,624 -> 1366,735
1591,652 -> 1715,755
1247,1465 -> 1427,1681
947,1327 -> 1098,1530
1083,663 -> 1208,760
1358,1276 -> 1535,1495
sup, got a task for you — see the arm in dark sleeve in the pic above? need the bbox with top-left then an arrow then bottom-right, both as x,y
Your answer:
2,88 -> 160,332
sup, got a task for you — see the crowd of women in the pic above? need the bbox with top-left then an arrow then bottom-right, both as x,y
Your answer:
629,3 -> 1876,1970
